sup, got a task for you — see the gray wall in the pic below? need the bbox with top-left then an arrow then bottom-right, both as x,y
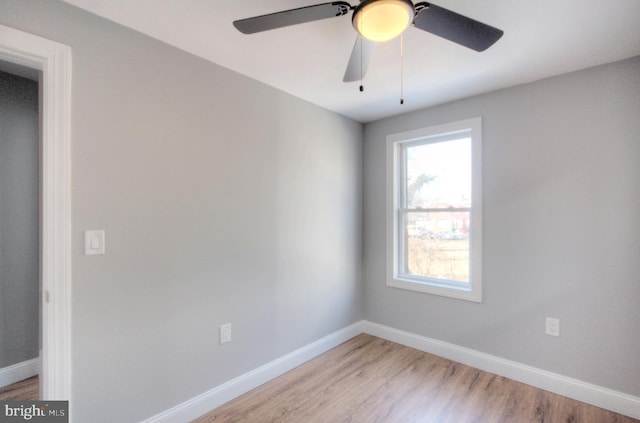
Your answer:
363,56 -> 640,396
0,70 -> 39,369
0,1 -> 362,421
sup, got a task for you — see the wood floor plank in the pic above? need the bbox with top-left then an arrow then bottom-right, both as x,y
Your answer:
194,334 -> 638,423
0,376 -> 39,401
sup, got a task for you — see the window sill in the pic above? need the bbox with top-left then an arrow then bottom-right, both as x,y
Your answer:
387,276 -> 482,303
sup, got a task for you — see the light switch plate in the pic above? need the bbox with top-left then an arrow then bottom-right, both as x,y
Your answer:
85,230 -> 105,255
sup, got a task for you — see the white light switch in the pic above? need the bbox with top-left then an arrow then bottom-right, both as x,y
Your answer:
85,230 -> 105,255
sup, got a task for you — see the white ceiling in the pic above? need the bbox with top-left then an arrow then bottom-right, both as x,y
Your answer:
61,0 -> 640,123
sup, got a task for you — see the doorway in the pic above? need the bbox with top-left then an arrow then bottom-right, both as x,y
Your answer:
0,66 -> 40,399
0,24 -> 71,402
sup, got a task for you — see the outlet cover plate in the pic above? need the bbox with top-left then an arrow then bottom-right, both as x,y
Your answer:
220,323 -> 232,344
545,317 -> 560,337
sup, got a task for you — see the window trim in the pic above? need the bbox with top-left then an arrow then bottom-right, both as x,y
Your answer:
386,117 -> 482,302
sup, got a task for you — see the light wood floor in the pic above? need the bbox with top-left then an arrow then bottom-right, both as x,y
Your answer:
194,334 -> 638,423
0,375 -> 39,401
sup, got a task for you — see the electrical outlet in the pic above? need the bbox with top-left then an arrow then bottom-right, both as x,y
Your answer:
220,323 -> 232,344
545,317 -> 560,337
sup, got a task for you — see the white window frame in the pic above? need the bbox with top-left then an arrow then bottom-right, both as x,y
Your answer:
386,117 -> 482,302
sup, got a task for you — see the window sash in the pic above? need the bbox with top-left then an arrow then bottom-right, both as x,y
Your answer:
397,209 -> 471,284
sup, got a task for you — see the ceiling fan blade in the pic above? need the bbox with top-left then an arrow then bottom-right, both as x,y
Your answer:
413,3 -> 503,52
233,2 -> 352,34
343,37 -> 377,82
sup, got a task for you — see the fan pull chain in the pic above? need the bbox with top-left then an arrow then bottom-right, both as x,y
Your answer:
359,36 -> 364,92
400,33 -> 404,105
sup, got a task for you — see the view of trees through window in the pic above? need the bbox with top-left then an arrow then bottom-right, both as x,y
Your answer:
403,138 -> 471,283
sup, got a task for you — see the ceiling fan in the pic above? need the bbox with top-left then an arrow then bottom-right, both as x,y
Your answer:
233,1 -> 504,85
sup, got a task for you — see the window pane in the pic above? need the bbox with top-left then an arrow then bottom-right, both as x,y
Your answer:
405,138 -> 471,209
405,211 -> 470,283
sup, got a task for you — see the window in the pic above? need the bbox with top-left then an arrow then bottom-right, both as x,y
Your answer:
387,118 -> 482,302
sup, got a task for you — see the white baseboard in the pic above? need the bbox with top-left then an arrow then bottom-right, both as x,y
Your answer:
140,322 -> 362,423
361,321 -> 640,420
0,358 -> 39,388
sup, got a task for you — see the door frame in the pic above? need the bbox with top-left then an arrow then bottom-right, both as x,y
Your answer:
0,24 -> 71,401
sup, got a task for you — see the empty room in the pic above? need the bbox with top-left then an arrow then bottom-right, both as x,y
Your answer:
0,1 -> 638,422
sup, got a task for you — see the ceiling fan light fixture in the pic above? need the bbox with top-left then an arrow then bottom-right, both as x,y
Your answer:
353,0 -> 415,42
